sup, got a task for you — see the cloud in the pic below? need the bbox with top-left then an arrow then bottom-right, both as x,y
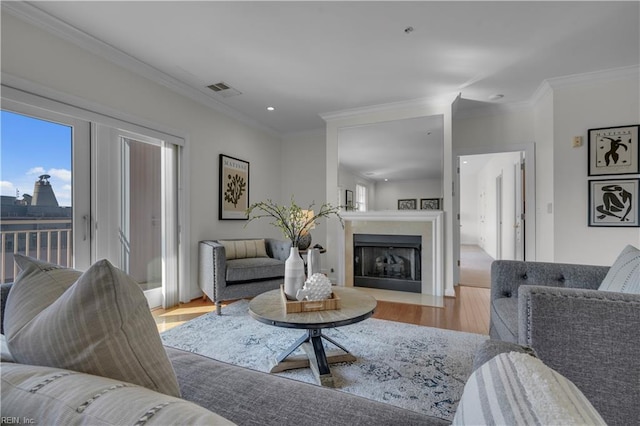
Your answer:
0,181 -> 16,197
27,167 -> 46,176
48,168 -> 72,182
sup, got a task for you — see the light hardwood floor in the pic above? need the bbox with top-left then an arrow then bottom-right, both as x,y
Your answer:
153,285 -> 490,335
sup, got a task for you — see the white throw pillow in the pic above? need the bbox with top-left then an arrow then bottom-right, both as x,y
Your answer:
453,352 -> 605,425
598,244 -> 640,294
5,255 -> 181,397
1,363 -> 235,425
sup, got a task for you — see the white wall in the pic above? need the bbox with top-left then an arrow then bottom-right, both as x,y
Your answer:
374,178 -> 442,210
281,128 -> 328,249
459,168 -> 479,245
1,13 -> 295,300
552,74 -> 640,265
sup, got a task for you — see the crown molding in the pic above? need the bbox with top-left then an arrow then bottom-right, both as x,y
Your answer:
546,64 -> 640,89
2,1 -> 282,139
320,92 -> 458,122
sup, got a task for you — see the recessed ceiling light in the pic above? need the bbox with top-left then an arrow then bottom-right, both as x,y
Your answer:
488,94 -> 504,101
266,106 -> 275,111
463,160 -> 469,164
384,178 -> 389,182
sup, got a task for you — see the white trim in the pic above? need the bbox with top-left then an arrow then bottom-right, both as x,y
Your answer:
453,143 -> 537,262
320,92 -> 459,122
545,64 -> 640,89
2,1 -> 281,139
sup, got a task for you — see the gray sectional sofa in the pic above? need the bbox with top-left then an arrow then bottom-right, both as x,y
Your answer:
489,259 -> 640,426
1,264 -> 610,425
199,238 -> 291,314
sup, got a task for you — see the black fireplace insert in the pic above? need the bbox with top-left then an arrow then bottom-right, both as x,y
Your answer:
353,234 -> 421,293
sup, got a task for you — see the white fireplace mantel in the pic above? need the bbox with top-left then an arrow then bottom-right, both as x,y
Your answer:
338,210 -> 444,297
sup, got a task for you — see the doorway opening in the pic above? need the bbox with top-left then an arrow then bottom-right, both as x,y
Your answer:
458,151 -> 525,288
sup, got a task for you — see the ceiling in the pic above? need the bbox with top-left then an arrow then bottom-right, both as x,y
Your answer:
9,1 -> 640,181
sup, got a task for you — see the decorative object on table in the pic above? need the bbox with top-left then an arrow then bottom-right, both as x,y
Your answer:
588,125 -> 639,176
306,247 -> 321,277
345,190 -> 354,211
296,273 -> 332,301
246,197 -> 343,299
398,199 -> 417,210
219,154 -> 249,220
588,178 -> 639,227
420,198 -> 441,210
284,247 -> 305,300
279,285 -> 341,313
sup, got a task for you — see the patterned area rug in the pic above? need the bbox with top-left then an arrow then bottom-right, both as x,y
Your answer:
161,300 -> 487,421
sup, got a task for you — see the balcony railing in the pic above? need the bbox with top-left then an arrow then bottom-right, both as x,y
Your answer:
1,219 -> 72,284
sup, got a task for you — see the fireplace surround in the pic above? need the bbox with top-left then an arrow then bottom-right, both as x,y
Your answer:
339,210 -> 445,298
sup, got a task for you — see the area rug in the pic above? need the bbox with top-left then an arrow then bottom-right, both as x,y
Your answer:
160,300 -> 487,421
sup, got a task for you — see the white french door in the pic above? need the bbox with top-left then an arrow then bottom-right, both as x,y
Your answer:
93,125 -> 179,308
2,87 -> 182,308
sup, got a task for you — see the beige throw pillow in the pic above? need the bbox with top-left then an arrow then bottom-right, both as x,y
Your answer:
219,239 -> 268,260
5,255 -> 181,397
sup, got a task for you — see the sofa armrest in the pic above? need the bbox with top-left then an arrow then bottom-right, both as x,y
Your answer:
1,282 -> 13,335
491,260 -> 609,302
198,241 -> 227,301
518,285 -> 640,425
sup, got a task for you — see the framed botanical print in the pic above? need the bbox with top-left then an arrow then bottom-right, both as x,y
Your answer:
219,154 -> 249,220
588,125 -> 639,176
588,178 -> 639,227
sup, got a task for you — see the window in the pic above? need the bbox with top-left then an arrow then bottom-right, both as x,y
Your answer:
356,184 -> 367,212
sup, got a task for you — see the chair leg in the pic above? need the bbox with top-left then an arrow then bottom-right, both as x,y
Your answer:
216,301 -> 222,316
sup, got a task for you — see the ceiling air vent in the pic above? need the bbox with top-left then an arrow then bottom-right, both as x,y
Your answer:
206,81 -> 242,98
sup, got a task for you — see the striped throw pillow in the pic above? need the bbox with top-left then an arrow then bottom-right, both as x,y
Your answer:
2,363 -> 234,425
219,239 -> 268,260
598,244 -> 640,294
452,352 -> 605,425
5,255 -> 181,397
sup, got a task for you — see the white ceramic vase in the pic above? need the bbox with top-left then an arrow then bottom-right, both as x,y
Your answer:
284,246 -> 305,300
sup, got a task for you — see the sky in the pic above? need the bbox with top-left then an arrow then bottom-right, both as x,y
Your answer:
1,110 -> 72,207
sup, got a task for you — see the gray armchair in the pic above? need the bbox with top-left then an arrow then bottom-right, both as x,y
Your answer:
199,238 -> 291,315
490,260 -> 640,426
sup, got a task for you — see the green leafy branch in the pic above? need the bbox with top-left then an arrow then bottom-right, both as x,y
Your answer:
245,196 -> 343,247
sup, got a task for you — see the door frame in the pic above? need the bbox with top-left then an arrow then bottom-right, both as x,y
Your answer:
453,143 -> 536,284
2,81 -> 190,307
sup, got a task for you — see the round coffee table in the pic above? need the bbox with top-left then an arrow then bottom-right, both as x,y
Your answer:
249,286 -> 377,387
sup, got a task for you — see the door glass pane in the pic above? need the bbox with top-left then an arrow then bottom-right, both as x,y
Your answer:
121,137 -> 162,291
1,110 -> 73,282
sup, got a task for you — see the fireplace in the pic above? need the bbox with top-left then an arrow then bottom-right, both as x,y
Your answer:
353,234 -> 421,293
